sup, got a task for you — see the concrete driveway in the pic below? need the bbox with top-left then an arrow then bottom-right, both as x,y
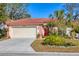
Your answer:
1,38 -> 79,56
0,38 -> 35,53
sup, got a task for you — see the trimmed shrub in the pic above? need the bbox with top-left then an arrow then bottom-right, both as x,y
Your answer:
43,35 -> 77,47
43,35 -> 65,46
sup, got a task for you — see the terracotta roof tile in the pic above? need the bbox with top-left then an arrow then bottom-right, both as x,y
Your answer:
6,18 -> 57,26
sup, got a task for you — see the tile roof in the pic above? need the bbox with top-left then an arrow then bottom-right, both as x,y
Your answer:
6,18 -> 57,26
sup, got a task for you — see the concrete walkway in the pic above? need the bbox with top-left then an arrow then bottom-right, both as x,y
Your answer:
0,38 -> 35,53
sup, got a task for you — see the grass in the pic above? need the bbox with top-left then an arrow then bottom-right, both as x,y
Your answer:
31,39 -> 79,52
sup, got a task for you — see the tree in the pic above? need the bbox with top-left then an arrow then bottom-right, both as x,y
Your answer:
0,4 -> 8,22
5,3 -> 31,20
65,13 -> 73,21
65,3 -> 79,20
54,10 -> 64,20
49,14 -> 53,19
0,4 -> 9,38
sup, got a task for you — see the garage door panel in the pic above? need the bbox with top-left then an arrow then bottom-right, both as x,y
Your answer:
13,28 -> 36,38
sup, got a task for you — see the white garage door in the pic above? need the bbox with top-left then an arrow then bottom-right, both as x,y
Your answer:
12,27 -> 36,38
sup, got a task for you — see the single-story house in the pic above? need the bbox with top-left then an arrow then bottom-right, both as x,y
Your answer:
6,18 -> 56,39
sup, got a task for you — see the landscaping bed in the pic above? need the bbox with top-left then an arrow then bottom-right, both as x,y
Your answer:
31,39 -> 79,52
31,20 -> 79,52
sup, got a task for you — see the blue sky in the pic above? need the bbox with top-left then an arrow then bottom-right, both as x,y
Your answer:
27,3 -> 65,18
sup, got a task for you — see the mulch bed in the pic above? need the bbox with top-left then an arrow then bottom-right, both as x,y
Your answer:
31,40 -> 79,52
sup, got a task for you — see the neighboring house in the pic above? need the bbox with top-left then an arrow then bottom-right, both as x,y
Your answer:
6,18 -> 56,39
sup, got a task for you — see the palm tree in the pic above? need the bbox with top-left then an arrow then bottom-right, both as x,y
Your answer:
54,10 -> 64,20
49,14 -> 53,19
66,13 -> 73,21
